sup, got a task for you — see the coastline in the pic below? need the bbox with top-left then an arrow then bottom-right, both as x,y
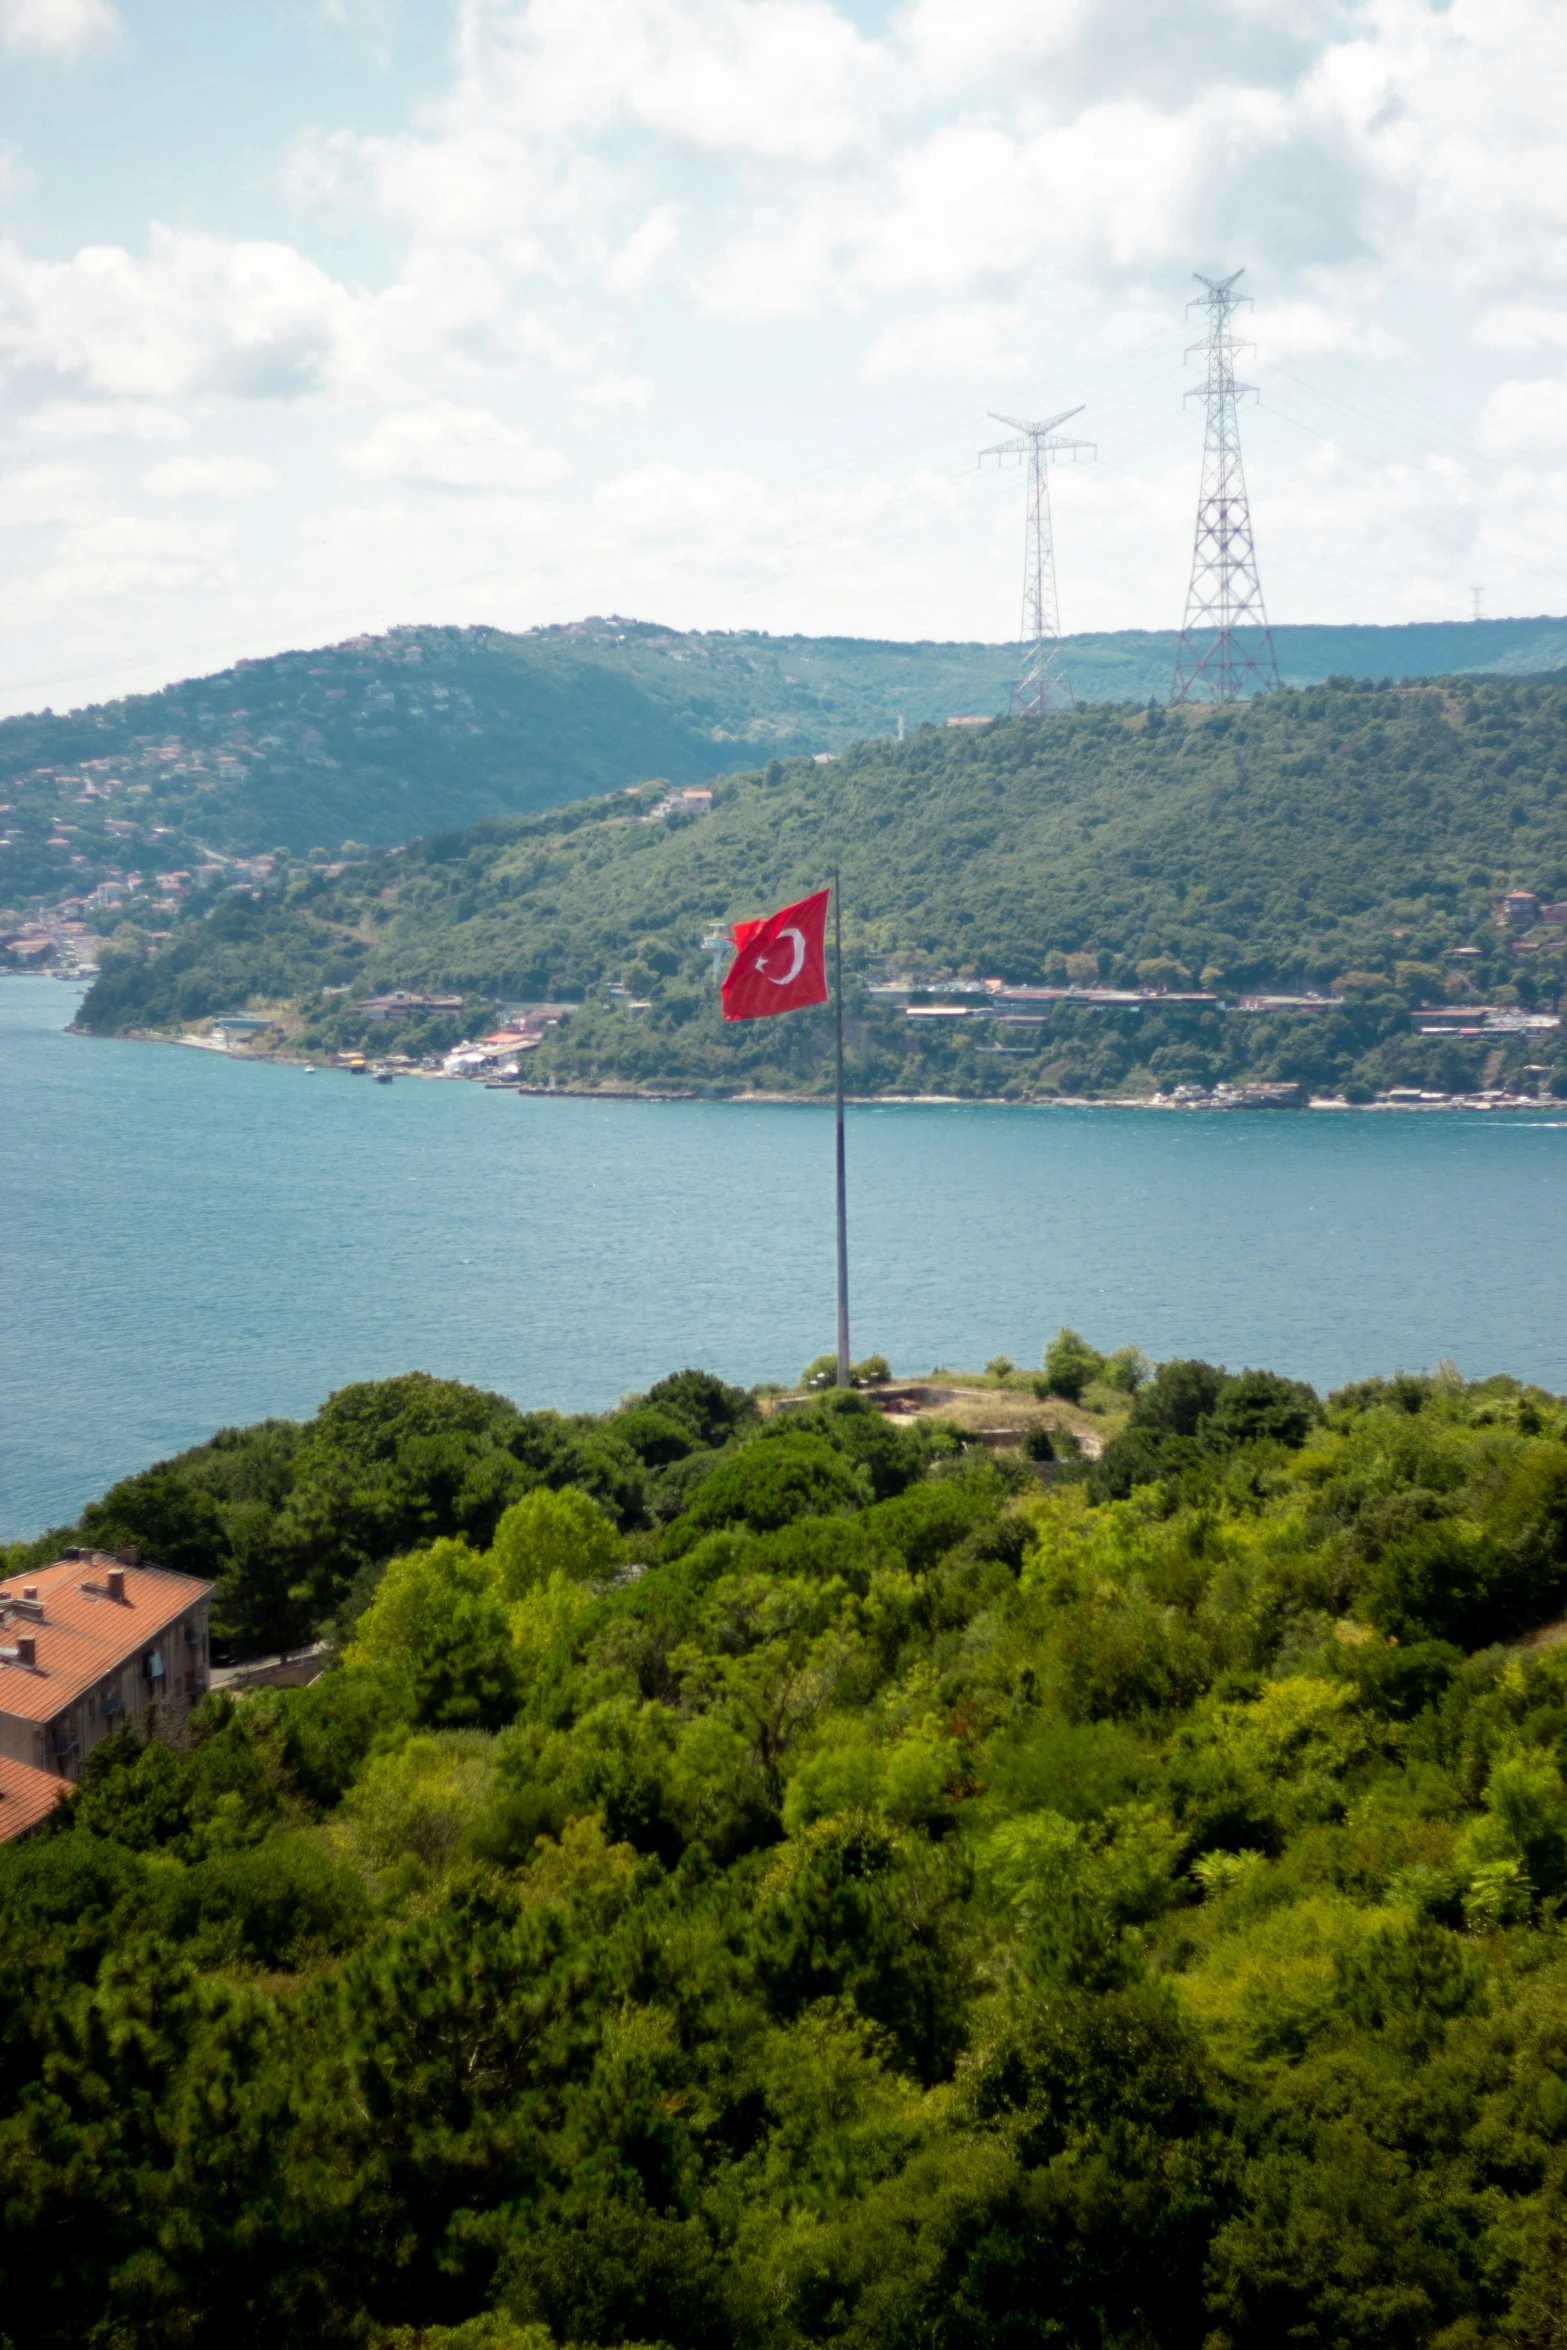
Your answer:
63,1026 -> 1561,1114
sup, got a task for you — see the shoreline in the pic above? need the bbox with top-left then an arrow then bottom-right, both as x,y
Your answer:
62,1027 -> 1563,1115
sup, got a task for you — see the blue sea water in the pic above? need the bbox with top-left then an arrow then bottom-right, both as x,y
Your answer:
3,974 -> 1566,1539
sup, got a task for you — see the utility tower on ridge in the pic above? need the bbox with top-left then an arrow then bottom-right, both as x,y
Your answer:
981,406 -> 1095,715
1170,270 -> 1279,706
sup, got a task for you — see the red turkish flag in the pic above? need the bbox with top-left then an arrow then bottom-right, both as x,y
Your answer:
721,888 -> 830,1021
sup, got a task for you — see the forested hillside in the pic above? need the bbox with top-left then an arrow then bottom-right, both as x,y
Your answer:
5,613 -> 1566,911
80,673 -> 1567,1101
5,1348 -> 1567,2348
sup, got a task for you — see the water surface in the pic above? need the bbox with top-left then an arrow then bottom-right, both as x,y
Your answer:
3,976 -> 1564,1537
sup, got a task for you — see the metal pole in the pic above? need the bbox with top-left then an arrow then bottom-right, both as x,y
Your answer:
979,406 -> 1093,717
833,867 -> 850,1389
1170,269 -> 1278,707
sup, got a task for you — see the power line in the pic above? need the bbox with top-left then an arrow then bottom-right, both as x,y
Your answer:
1171,268 -> 1279,705
980,407 -> 1095,713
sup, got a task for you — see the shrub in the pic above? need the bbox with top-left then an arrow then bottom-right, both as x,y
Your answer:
645,1367 -> 756,1446
1041,1328 -> 1104,1401
664,1435 -> 869,1549
346,1537 -> 519,1728
491,1488 -> 620,1598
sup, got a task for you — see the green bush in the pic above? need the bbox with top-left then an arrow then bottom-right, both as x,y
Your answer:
664,1433 -> 869,1548
1041,1328 -> 1104,1401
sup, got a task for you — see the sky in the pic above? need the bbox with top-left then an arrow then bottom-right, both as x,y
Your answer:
1,0 -> 1566,716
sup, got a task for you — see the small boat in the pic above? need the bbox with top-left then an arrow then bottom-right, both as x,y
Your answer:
373,1066 -> 393,1084
302,1064 -> 315,1074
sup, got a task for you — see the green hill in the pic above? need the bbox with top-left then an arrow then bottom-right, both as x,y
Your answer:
5,1351 -> 1567,2346
80,673 -> 1567,1102
6,613 -> 1567,915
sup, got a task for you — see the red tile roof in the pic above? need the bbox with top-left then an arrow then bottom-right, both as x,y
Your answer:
0,1754 -> 71,1842
0,1553 -> 211,1724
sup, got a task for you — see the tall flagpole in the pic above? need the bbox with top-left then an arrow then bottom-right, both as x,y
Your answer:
833,867 -> 851,1388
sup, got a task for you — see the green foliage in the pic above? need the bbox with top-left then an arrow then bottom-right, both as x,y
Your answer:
77,676 -> 1567,1103
754,1812 -> 973,2081
664,1432 -> 870,1549
490,1488 -> 621,1598
19,615 -> 1559,915
1091,1361 -> 1319,1500
26,1372 -> 660,1660
1102,1345 -> 1151,1394
342,1732 -> 502,1873
12,1354 -> 1567,2344
80,1464 -> 233,1579
1041,1327 -> 1103,1401
801,1353 -> 894,1391
643,1367 -> 757,1447
1,621 -> 1029,909
348,1537 -> 520,1728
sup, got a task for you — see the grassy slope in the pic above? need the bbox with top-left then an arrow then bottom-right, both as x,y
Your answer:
78,674 -> 1567,1099
7,615 -> 1567,911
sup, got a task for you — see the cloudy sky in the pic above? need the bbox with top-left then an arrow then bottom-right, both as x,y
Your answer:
0,0 -> 1564,714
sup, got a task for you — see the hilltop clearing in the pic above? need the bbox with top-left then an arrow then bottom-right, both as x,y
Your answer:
6,1347 -> 1567,2347
79,674 -> 1567,1102
5,613 -> 1567,917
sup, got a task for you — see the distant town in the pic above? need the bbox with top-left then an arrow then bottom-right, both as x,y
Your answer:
171,916 -> 1564,1110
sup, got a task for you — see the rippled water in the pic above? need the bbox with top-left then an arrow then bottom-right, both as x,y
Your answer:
4,974 -> 1565,1537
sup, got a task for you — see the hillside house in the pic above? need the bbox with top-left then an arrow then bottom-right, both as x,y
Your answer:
357,990 -> 464,1022
0,1552 -> 212,1835
648,788 -> 715,819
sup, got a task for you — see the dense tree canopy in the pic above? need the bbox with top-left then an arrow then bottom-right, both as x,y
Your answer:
6,1353 -> 1567,2346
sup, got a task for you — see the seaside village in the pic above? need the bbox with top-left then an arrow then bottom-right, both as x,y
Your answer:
195,880 -> 1566,1107
0,1550 -> 213,1845
4,779 -> 1565,1100
0,848 -> 280,980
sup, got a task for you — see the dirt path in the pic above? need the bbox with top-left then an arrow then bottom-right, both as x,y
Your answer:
769,1378 -> 1114,1460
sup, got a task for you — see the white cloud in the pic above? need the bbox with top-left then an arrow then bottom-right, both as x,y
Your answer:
1477,376 -> 1567,458
12,0 -> 1567,711
450,0 -> 882,158
0,512 -> 238,619
142,455 -> 280,499
342,399 -> 569,490
24,400 -> 191,442
607,206 -> 682,296
0,461 -> 103,527
0,0 -> 119,60
1476,305 -> 1567,355
1254,296 -> 1402,363
0,227 -> 356,398
862,305 -> 1030,382
900,0 -> 1351,108
577,373 -> 653,413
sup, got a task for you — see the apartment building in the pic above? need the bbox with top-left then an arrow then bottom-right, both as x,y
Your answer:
0,1550 -> 213,1836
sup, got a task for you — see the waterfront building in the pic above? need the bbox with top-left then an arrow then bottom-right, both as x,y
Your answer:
0,1551 -> 212,1835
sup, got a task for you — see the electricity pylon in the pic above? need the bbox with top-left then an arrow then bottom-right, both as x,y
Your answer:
981,406 -> 1095,715
1170,270 -> 1279,706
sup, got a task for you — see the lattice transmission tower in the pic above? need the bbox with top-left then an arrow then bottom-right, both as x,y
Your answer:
981,406 -> 1095,715
1170,270 -> 1279,706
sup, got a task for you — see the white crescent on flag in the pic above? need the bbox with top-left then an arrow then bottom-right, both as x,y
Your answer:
721,886 -> 829,1021
762,927 -> 806,984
